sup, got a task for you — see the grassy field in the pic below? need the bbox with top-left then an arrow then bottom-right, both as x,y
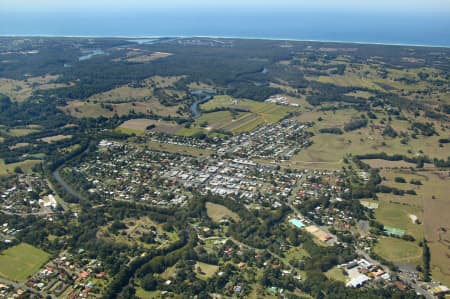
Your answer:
9,142 -> 30,150
0,75 -> 70,102
429,241 -> 450,286
0,243 -> 50,282
176,110 -> 238,136
325,267 -> 348,282
0,159 -> 40,175
418,171 -> 450,285
119,118 -> 161,131
8,128 -> 40,137
306,74 -> 384,91
97,217 -> 178,249
288,108 -> 450,169
344,90 -> 376,99
374,200 -> 423,240
363,159 -> 416,169
39,134 -> 72,143
144,75 -> 185,89
373,237 -> 422,265
206,202 -> 240,222
284,245 -> 310,262
136,288 -> 172,299
59,99 -> 182,118
126,51 -> 172,63
374,169 -> 450,285
144,141 -> 214,157
84,84 -> 153,103
120,119 -> 182,134
200,96 -> 293,123
195,261 -> 219,280
115,127 -> 146,136
305,63 -> 437,93
180,95 -> 295,136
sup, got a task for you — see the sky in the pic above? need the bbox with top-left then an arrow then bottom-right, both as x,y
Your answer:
1,0 -> 449,46
1,0 -> 450,14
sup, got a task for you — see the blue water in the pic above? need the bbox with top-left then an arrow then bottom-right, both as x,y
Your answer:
290,219 -> 305,228
78,49 -> 105,61
1,8 -> 449,47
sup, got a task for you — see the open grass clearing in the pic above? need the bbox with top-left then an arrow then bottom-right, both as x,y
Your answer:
325,267 -> 348,282
9,142 -> 30,150
363,159 -> 416,169
412,171 -> 450,285
206,202 -> 240,222
0,159 -> 40,175
84,84 -> 153,103
0,75 -> 71,102
289,108 -> 450,168
225,113 -> 265,133
59,100 -> 182,118
374,200 -> 423,240
158,264 -> 178,280
119,118 -> 182,134
429,241 -> 450,287
144,75 -> 185,89
136,288 -> 174,299
126,51 -> 172,63
115,127 -> 146,136
176,110 -> 246,136
373,237 -> 422,265
306,74 -> 384,91
195,261 -> 219,280
344,90 -> 376,99
201,95 -> 294,120
187,81 -> 215,90
144,141 -> 213,157
194,95 -> 293,134
8,128 -> 39,137
97,217 -> 178,249
39,134 -> 72,143
284,245 -> 310,262
0,243 -> 50,282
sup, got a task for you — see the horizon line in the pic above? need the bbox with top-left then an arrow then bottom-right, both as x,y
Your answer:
0,34 -> 449,49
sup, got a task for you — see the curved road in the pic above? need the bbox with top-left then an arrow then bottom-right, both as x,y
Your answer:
52,169 -> 86,202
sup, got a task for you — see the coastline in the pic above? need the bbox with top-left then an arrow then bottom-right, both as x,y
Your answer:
0,33 -> 449,49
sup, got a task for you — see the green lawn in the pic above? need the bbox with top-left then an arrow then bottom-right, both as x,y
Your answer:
0,159 -> 41,176
0,243 -> 50,282
206,202 -> 240,222
373,237 -> 422,265
114,127 -> 146,136
375,201 -> 423,240
195,261 -> 219,280
136,287 -> 163,299
194,95 -> 294,135
325,267 -> 348,282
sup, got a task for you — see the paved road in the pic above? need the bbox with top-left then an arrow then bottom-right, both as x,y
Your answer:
0,277 -> 57,299
52,169 -> 86,202
229,237 -> 301,274
0,210 -> 52,216
286,173 -> 338,245
355,249 -> 435,298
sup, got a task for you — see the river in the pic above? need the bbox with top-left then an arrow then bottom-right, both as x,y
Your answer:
189,89 -> 216,119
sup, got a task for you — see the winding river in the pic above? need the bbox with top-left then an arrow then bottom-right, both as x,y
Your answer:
189,89 -> 216,119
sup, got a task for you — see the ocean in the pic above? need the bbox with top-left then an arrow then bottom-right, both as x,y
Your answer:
1,8 -> 449,47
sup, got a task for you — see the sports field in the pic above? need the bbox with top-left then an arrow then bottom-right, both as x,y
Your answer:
374,200 -> 423,240
0,243 -> 50,282
373,237 -> 422,265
